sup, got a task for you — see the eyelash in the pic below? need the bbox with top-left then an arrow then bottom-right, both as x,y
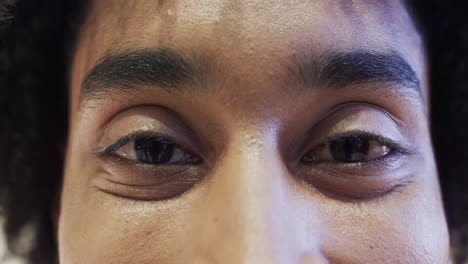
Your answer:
302,130 -> 412,166
99,130 -> 411,168
99,132 -> 154,157
98,131 -> 200,163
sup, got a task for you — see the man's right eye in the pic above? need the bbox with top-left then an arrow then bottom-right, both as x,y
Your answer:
95,132 -> 205,201
100,132 -> 202,165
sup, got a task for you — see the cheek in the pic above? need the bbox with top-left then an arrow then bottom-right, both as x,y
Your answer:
59,137 -> 448,264
320,172 -> 449,263
58,187 -> 193,263
58,149 -> 196,263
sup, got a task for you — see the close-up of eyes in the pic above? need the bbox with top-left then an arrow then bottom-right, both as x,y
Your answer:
94,103 -> 414,202
97,103 -> 412,172
103,129 -> 408,169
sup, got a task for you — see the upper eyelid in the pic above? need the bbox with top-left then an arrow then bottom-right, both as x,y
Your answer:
322,130 -> 411,154
93,105 -> 213,163
314,102 -> 405,131
293,102 -> 405,157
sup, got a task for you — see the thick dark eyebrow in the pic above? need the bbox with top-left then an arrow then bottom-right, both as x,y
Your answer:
80,48 -> 421,105
80,48 -> 208,101
291,49 -> 421,96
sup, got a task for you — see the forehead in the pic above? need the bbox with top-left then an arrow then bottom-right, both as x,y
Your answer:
72,0 -> 425,102
79,0 -> 421,56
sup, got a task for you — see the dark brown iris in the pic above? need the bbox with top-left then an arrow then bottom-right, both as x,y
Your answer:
329,136 -> 370,163
134,138 -> 175,163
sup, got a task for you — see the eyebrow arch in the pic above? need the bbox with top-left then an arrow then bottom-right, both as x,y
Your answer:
80,48 -> 208,102
80,48 -> 421,106
291,49 -> 421,97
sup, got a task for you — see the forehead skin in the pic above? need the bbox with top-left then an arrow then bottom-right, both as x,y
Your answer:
70,0 -> 427,107
59,0 -> 448,263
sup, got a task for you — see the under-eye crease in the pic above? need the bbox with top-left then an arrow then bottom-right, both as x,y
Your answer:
297,131 -> 415,201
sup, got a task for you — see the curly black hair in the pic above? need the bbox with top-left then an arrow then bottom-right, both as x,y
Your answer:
0,0 -> 87,263
0,1 -> 467,263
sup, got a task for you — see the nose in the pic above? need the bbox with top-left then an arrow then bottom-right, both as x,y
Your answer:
187,135 -> 329,264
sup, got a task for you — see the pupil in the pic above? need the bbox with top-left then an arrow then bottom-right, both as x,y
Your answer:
330,136 -> 370,162
134,138 -> 175,163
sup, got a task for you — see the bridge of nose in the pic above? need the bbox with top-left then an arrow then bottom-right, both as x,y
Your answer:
184,135 -> 327,263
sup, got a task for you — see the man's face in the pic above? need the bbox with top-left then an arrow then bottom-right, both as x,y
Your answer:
59,0 -> 449,263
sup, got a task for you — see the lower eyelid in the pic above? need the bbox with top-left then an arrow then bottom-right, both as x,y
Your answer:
302,147 -> 403,167
300,150 -> 408,178
92,165 -> 204,201
344,151 -> 404,170
297,165 -> 415,202
94,182 -> 190,201
317,180 -> 412,202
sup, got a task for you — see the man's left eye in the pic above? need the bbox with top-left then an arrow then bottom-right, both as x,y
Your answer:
302,135 -> 394,164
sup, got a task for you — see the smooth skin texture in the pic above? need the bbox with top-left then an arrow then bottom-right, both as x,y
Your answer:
58,0 -> 450,263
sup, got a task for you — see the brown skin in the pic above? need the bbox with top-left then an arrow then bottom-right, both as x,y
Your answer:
58,0 -> 449,263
